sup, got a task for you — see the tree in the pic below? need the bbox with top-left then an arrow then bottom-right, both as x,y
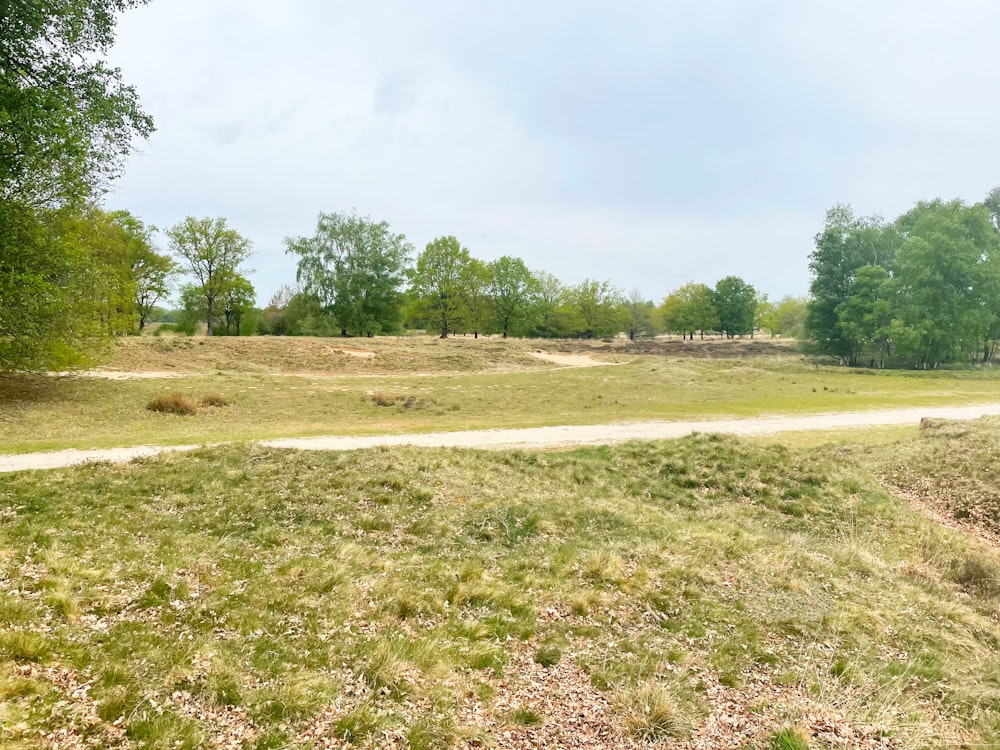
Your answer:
0,1 -> 153,369
1,1 -> 154,207
167,217 -> 253,336
622,288 -> 655,341
285,211 -> 412,337
106,210 -> 176,331
463,258 -> 492,338
891,199 -> 998,367
409,236 -> 474,338
805,205 -> 900,363
488,256 -> 538,337
835,265 -> 893,366
771,295 -> 809,339
713,276 -> 757,338
566,279 -> 624,338
530,270 -> 567,337
221,274 -> 256,336
659,283 -> 718,339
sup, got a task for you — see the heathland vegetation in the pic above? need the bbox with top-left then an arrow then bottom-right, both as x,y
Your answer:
8,4 -> 1000,749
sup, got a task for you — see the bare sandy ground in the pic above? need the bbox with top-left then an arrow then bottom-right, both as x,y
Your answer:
3,403 -> 1000,474
528,351 -> 618,367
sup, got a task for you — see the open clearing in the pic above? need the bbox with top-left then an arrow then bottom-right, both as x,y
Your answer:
5,336 -> 1000,748
3,336 -> 1000,455
4,402 -> 1000,473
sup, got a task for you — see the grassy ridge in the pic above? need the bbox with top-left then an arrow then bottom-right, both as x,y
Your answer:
2,430 -> 1000,747
4,356 -> 1000,453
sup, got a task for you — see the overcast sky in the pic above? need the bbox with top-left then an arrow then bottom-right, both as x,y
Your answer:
106,0 -> 1000,307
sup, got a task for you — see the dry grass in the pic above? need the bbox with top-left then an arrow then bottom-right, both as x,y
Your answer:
3,335 -> 1000,454
146,392 -> 199,415
3,430 -> 1000,747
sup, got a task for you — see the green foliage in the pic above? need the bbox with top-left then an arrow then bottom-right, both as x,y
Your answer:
659,282 -> 718,339
0,1 -> 153,370
564,279 -> 624,338
805,205 -> 899,363
769,727 -> 811,749
166,217 -> 254,336
806,196 -> 1000,367
409,236 -> 476,338
713,275 -> 757,338
488,256 -> 539,337
285,211 -> 412,336
622,289 -> 656,340
0,0 -> 154,207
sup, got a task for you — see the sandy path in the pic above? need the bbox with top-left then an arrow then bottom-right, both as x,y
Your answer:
3,403 -> 1000,474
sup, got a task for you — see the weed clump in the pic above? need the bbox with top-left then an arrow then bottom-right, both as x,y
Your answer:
147,393 -> 199,415
199,392 -> 229,407
769,726 -> 811,749
619,684 -> 688,740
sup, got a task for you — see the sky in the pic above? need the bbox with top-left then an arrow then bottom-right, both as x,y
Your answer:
105,0 -> 1000,307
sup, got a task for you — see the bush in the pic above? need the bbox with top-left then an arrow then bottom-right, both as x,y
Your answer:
199,393 -> 229,407
147,393 -> 199,415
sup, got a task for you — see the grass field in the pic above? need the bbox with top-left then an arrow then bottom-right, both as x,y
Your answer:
3,421 -> 1000,748
3,336 -> 1000,454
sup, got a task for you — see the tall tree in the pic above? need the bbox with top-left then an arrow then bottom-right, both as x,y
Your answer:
487,256 -> 538,338
221,274 -> 256,336
622,288 -> 655,341
108,210 -> 176,331
659,283 -> 718,340
891,199 -> 998,367
713,276 -> 757,338
166,217 -> 253,336
409,236 -> 474,338
566,279 -> 624,338
0,0 -> 153,369
805,205 -> 899,363
530,270 -> 567,337
285,211 -> 412,336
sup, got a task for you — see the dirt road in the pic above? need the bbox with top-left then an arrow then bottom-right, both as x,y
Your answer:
3,403 -> 1000,474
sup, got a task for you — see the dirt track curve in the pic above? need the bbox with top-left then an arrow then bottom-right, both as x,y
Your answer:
3,403 -> 1000,474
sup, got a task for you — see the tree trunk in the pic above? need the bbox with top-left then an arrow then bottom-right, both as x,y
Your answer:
206,298 -> 214,336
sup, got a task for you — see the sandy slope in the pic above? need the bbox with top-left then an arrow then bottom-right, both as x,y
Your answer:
3,403 -> 1000,474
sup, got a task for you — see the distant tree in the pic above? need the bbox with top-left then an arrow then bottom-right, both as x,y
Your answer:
530,271 -> 567,337
835,265 -> 893,366
167,217 -> 253,336
463,258 -> 493,338
713,276 -> 757,338
771,295 -> 809,339
622,289 -> 655,341
221,274 -> 256,336
805,205 -> 900,363
891,199 -> 998,367
267,284 -> 297,311
409,236 -> 475,338
660,283 -> 718,340
487,256 -> 539,338
285,211 -> 412,336
105,211 -> 177,331
566,279 -> 624,338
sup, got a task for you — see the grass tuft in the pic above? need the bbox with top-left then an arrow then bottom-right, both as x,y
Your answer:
769,726 -> 811,749
146,392 -> 199,415
619,684 -> 689,740
199,392 -> 229,407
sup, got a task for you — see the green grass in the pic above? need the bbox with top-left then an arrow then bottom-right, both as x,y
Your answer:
3,428 -> 1000,746
3,354 -> 1000,453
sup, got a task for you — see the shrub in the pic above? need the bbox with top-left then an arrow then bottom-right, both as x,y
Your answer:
147,393 -> 199,415
200,392 -> 229,407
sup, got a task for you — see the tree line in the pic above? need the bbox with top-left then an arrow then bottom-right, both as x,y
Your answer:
805,191 -> 1000,368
